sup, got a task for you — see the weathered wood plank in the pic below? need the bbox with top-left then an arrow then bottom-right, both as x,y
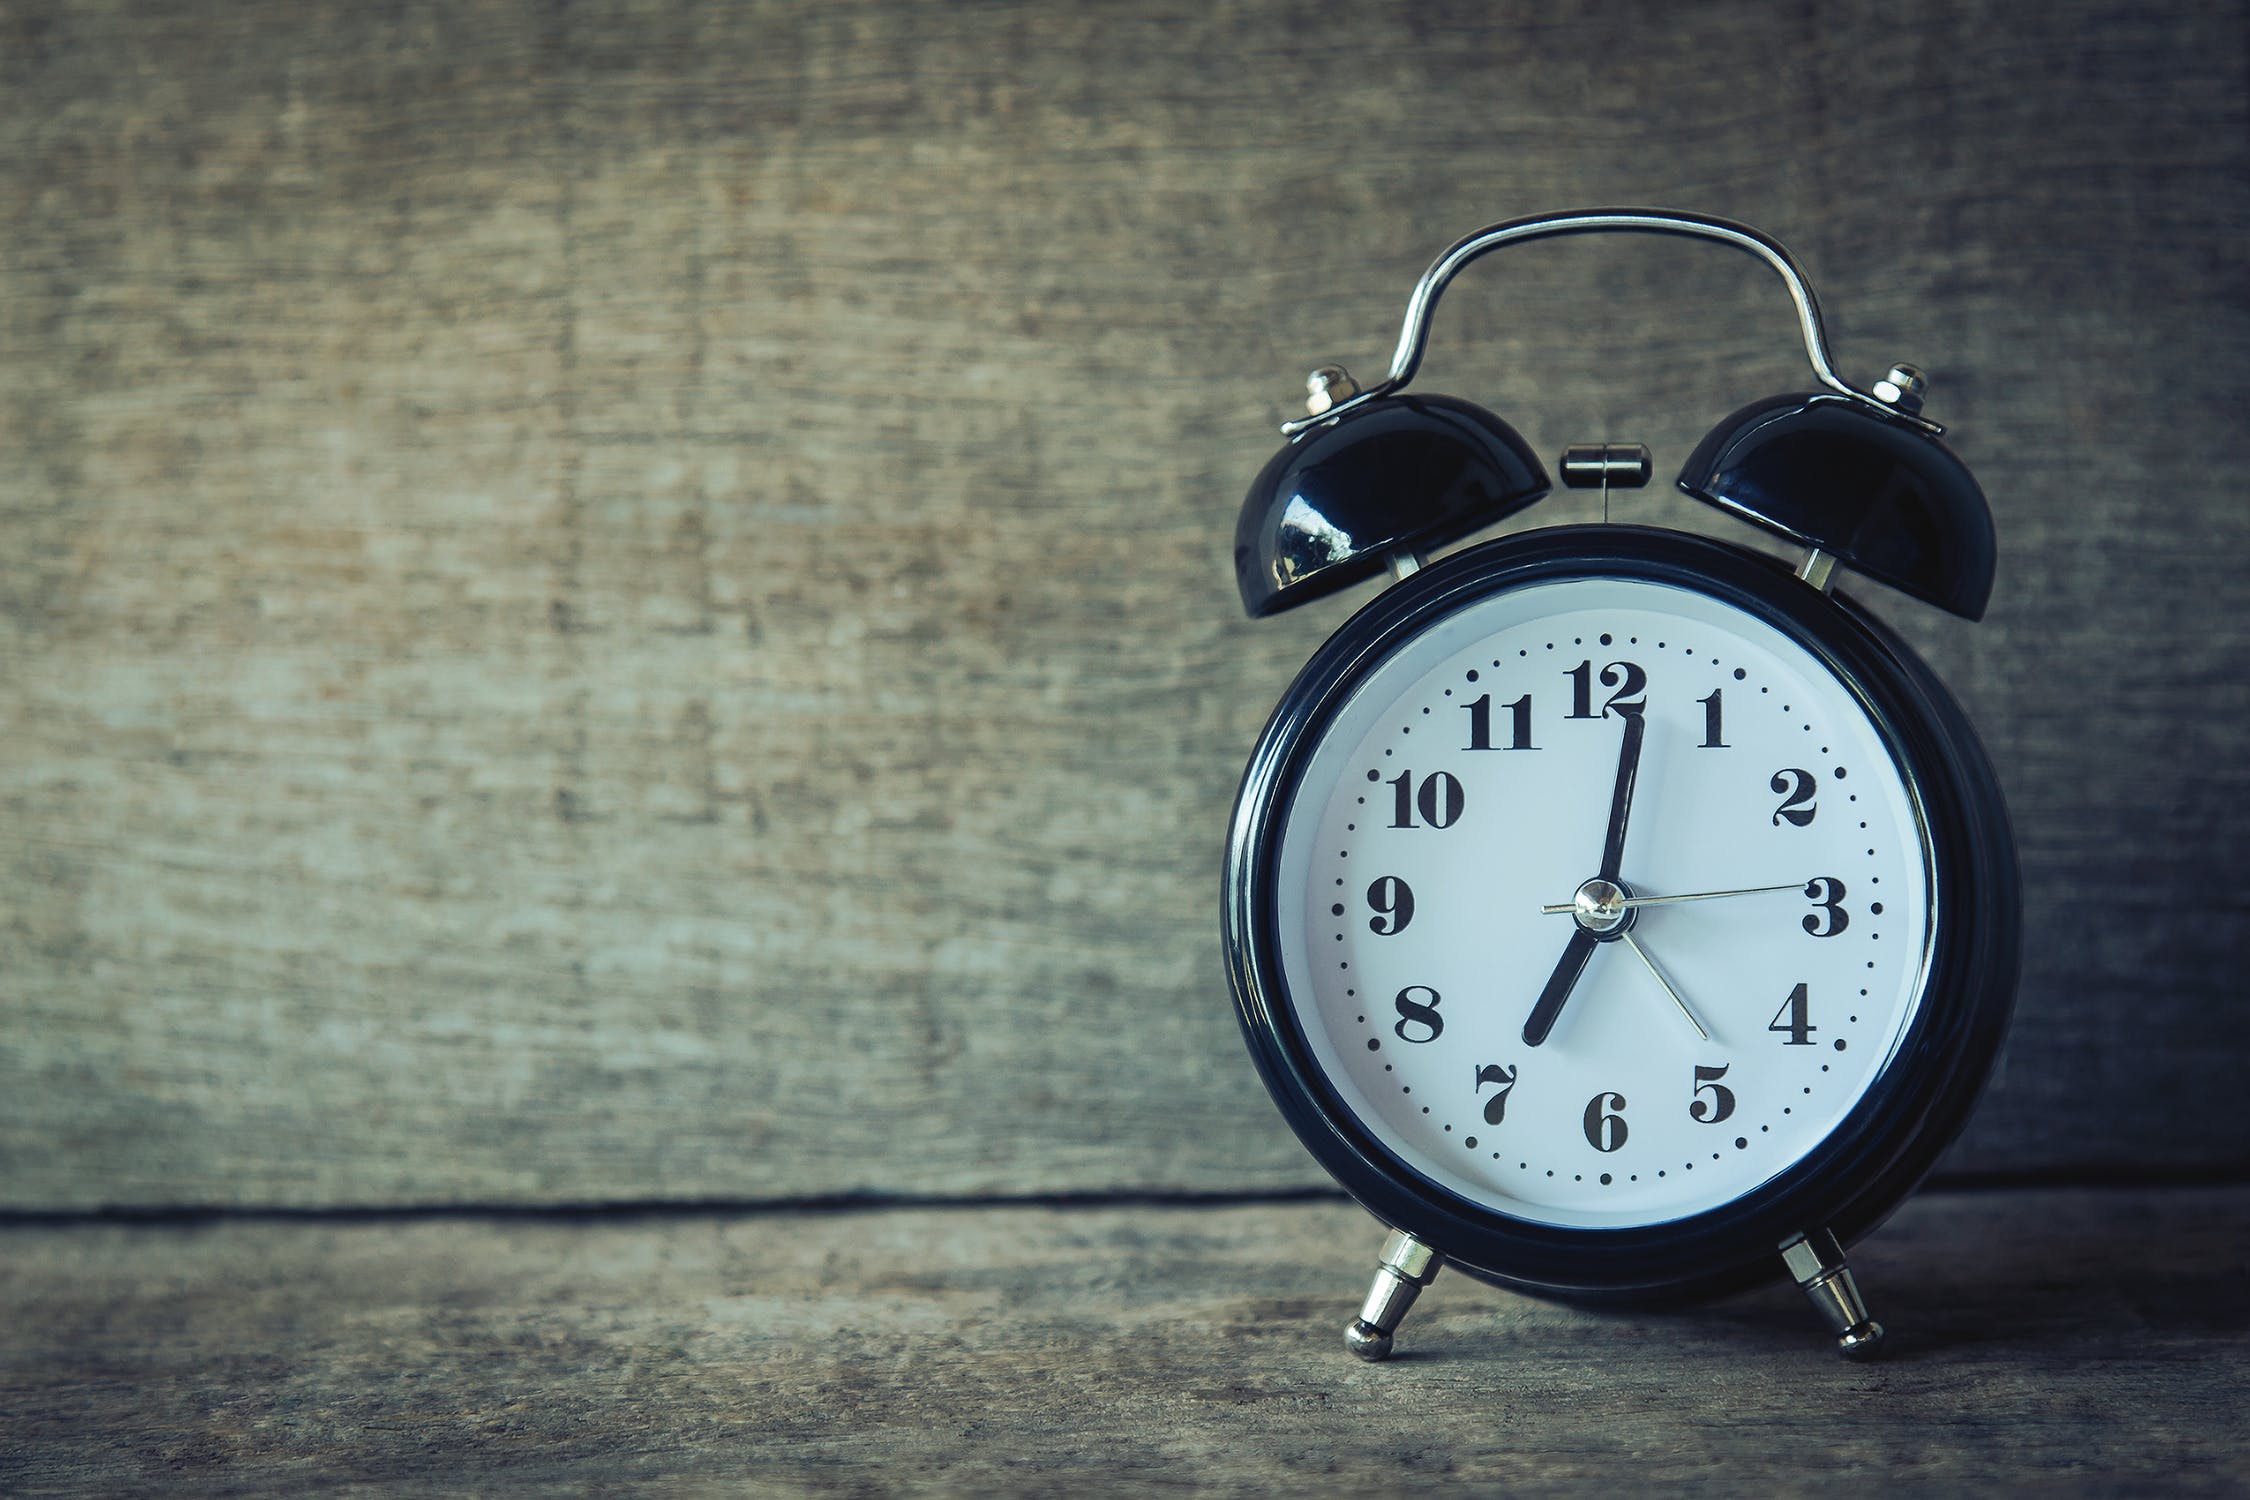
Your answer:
0,0 -> 2245,1208
1,1188 -> 2245,1494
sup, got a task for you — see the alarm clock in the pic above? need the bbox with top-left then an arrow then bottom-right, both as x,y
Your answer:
1221,209 -> 2020,1361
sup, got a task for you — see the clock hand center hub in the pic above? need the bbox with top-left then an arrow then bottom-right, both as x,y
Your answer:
1570,877 -> 1637,938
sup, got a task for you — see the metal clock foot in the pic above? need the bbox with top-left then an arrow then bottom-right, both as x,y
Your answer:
1345,1229 -> 1443,1361
1781,1228 -> 1886,1360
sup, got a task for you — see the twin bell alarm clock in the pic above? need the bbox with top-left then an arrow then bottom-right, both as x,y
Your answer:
1220,209 -> 2019,1360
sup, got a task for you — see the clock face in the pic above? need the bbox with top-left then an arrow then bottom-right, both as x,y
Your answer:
1270,574 -> 1934,1230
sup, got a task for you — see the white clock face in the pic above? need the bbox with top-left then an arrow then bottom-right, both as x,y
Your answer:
1273,575 -> 1934,1229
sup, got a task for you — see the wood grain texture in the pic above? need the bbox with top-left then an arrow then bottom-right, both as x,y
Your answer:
2,1188 -> 2246,1495
0,0 -> 2245,1208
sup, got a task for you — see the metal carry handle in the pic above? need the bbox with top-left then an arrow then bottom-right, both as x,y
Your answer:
1279,207 -> 1941,437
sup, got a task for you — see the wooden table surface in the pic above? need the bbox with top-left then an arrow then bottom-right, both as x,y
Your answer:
3,0 -> 2245,1491
7,1187 -> 2248,1494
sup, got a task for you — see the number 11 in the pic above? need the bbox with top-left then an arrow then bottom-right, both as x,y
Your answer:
1462,692 -> 1536,751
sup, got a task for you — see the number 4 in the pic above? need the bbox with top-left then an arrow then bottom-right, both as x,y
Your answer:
1768,982 -> 1816,1045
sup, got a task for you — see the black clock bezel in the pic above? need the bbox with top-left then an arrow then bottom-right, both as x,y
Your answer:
1222,524 -> 2020,1303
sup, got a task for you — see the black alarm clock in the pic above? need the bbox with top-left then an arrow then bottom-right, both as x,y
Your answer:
1221,209 -> 2019,1361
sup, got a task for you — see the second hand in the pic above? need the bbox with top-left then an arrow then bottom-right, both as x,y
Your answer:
1541,881 -> 1805,915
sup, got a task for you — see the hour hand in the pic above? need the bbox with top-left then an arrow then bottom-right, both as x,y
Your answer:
1522,929 -> 1597,1047
1525,712 -> 1644,1048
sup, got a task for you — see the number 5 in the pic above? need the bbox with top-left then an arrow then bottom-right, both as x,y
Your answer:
1688,1063 -> 1735,1124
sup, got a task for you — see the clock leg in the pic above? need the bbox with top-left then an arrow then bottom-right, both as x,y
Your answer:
1344,1228 -> 1443,1361
1780,1228 -> 1885,1360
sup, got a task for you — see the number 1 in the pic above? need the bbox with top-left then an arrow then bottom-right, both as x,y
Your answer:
1698,688 -> 1726,748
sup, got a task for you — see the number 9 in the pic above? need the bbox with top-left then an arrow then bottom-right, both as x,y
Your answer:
1367,876 -> 1415,935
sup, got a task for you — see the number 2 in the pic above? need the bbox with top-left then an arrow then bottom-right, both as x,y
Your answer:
1771,768 -> 1817,826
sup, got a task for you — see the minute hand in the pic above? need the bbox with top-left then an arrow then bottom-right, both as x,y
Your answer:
1522,710 -> 1646,1050
1597,708 -> 1646,883
1541,881 -> 1806,915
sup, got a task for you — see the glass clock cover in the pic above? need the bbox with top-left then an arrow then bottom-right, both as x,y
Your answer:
1271,575 -> 1930,1229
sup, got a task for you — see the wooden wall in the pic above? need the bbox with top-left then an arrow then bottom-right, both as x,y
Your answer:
2,0 -> 2245,1212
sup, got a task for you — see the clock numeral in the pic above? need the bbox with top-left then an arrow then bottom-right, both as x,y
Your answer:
1473,1062 -> 1518,1126
1771,768 -> 1818,827
1582,1091 -> 1629,1152
1698,688 -> 1727,748
1365,876 -> 1415,935
1768,982 -> 1817,1044
1388,770 -> 1464,830
1462,692 -> 1536,751
1688,1063 -> 1736,1123
1565,660 -> 1647,719
1392,985 -> 1444,1044
1802,877 -> 1849,937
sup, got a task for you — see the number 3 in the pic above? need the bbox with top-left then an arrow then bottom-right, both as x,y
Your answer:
1802,877 -> 1848,937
